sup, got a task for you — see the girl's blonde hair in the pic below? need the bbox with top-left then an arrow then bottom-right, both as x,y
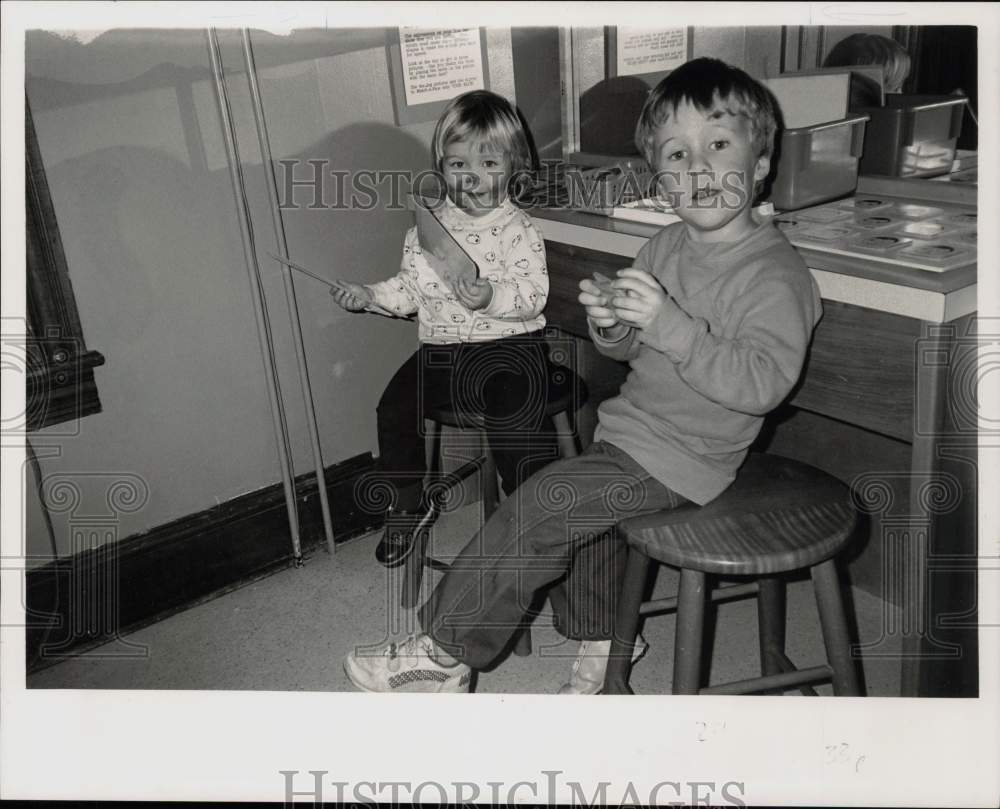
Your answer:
431,90 -> 535,176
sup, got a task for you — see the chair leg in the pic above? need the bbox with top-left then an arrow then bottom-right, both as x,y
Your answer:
603,546 -> 650,695
480,432 -> 500,518
552,410 -> 579,458
425,418 -> 442,480
401,528 -> 430,609
757,576 -> 786,679
811,559 -> 861,697
513,628 -> 532,657
673,568 -> 707,695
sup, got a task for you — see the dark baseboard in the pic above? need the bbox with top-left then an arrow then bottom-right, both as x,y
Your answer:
26,452 -> 382,673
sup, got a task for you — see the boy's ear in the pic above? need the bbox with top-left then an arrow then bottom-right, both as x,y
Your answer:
753,154 -> 771,182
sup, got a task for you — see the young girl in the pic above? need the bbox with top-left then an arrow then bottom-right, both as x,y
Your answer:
331,90 -> 556,568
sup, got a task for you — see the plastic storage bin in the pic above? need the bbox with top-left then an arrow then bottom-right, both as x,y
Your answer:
854,94 -> 966,178
768,114 -> 869,212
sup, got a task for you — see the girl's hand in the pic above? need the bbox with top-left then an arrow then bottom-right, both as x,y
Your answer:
330,280 -> 373,312
610,268 -> 667,331
454,276 -> 493,310
422,249 -> 449,279
578,277 -> 619,329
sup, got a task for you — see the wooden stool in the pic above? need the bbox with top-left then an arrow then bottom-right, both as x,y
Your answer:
401,365 -> 587,659
603,453 -> 862,696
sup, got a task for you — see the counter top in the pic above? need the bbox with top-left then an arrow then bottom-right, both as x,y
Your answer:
532,176 -> 977,324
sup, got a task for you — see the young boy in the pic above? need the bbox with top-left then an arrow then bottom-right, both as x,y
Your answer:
344,58 -> 822,694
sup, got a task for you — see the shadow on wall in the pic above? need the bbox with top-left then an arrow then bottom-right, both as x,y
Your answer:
579,75 -> 652,157
270,123 -> 431,348
275,120 -> 432,285
262,121 -> 433,469
30,113 -> 430,548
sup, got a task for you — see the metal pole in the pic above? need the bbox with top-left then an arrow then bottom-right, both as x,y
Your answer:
240,28 -> 336,555
206,28 -> 303,560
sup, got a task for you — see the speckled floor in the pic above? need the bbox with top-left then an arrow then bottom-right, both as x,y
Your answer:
27,501 -> 901,696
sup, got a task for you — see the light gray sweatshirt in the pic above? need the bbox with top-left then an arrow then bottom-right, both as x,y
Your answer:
591,220 -> 822,505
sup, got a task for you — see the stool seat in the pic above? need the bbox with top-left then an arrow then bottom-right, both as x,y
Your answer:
620,453 -> 857,576
426,365 -> 585,429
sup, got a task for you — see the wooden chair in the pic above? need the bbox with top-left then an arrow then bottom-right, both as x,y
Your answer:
603,452 -> 863,696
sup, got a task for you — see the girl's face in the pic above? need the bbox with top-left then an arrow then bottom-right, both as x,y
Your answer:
441,139 -> 511,217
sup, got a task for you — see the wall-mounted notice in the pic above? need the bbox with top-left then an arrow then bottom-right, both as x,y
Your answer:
615,27 -> 688,77
399,27 -> 485,107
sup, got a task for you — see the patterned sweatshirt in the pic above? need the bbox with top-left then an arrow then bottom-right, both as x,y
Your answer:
365,197 -> 548,344
591,221 -> 822,505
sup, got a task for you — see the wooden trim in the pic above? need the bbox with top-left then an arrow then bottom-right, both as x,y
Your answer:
26,452 -> 381,672
909,314 -> 979,698
26,349 -> 105,431
25,96 -> 104,432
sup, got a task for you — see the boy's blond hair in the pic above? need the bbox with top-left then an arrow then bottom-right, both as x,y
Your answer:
634,57 -> 778,166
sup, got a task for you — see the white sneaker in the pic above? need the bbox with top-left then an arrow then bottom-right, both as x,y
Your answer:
557,635 -> 649,695
344,634 -> 472,693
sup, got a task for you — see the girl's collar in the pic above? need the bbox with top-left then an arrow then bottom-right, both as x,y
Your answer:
440,195 -> 516,227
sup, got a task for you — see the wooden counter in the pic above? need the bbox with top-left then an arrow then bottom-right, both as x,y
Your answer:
533,178 -> 979,698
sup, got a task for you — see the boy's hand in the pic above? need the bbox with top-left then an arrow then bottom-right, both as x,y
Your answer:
454,276 -> 493,310
578,277 -> 619,329
611,268 -> 668,331
330,280 -> 373,312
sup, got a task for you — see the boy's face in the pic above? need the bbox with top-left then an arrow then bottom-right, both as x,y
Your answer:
441,140 -> 511,217
650,99 -> 770,243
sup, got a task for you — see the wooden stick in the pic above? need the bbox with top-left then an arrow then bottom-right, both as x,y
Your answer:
266,251 -> 342,289
268,251 -> 398,317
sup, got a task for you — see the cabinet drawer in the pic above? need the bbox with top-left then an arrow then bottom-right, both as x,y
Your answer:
791,301 -> 917,441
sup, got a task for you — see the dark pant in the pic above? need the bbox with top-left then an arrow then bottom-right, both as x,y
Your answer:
418,441 -> 688,669
374,332 -> 558,513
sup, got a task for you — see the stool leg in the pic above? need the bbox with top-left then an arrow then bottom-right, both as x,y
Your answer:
811,559 -> 861,696
401,420 -> 443,610
673,569 -> 707,695
425,418 -> 442,480
604,546 -> 651,695
401,529 -> 429,609
552,410 -> 579,458
480,432 -> 500,518
757,576 -> 786,680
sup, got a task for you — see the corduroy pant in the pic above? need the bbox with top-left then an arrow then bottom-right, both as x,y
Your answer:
418,441 -> 687,669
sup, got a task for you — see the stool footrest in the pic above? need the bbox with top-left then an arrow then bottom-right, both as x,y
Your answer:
699,664 -> 832,695
640,581 -> 760,617
770,650 -> 820,696
423,556 -> 452,573
427,457 -> 487,492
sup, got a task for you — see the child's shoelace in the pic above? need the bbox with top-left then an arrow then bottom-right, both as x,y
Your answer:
385,636 -> 431,668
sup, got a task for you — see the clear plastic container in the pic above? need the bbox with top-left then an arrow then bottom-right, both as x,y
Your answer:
768,114 -> 869,211
854,95 -> 967,178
